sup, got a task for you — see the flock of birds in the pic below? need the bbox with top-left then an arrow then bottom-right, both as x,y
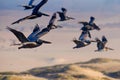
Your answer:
7,0 -> 114,52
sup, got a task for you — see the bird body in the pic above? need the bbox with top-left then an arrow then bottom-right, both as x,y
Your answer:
79,17 -> 100,31
7,26 -> 51,49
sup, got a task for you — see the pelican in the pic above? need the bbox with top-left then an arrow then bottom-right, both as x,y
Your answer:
12,0 -> 49,25
95,36 -> 114,51
73,31 -> 93,49
21,0 -> 36,10
79,16 -> 100,31
57,8 -> 75,21
8,13 -> 61,49
7,26 -> 51,49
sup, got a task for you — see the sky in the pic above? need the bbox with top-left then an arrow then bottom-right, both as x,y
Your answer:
0,0 -> 120,13
0,0 -> 120,72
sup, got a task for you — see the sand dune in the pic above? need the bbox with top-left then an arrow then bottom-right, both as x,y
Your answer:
0,58 -> 119,80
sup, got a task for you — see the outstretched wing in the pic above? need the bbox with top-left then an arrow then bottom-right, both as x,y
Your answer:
27,24 -> 41,42
79,31 -> 89,41
78,21 -> 89,26
49,13 -> 57,25
47,13 -> 57,29
29,0 -> 35,5
32,0 -> 48,14
73,39 -> 85,47
47,13 -> 63,29
92,23 -> 100,30
11,15 -> 36,25
7,27 -> 28,43
102,36 -> 107,45
36,28 -> 49,38
33,24 -> 40,33
57,12 -> 66,21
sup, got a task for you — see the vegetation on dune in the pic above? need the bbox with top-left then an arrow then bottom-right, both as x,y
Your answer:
0,75 -> 47,80
0,72 -> 19,75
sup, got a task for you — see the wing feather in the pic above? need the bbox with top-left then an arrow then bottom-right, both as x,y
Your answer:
7,27 -> 28,43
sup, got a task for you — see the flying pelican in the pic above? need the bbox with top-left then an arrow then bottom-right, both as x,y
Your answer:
12,0 -> 49,25
79,16 -> 100,31
10,24 -> 40,46
21,0 -> 36,10
7,26 -> 51,49
73,30 -> 94,49
57,8 -> 75,21
95,36 -> 114,51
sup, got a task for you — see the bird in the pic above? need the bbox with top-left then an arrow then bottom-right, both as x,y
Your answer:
95,36 -> 114,51
12,0 -> 49,25
7,26 -> 51,49
20,0 -> 36,10
73,30 -> 94,49
78,16 -> 100,31
57,8 -> 75,21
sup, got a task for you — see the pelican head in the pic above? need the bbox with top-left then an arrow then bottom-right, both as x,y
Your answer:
61,8 -> 67,12
90,16 -> 95,21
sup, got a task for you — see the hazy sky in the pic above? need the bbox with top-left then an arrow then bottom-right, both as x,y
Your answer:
0,0 -> 120,13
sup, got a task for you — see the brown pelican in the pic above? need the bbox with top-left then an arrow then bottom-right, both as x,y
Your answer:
95,36 -> 114,51
12,0 -> 49,25
7,26 -> 51,49
57,8 -> 75,21
78,16 -> 100,31
73,30 -> 94,49
21,0 -> 36,10
8,13 -> 60,49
